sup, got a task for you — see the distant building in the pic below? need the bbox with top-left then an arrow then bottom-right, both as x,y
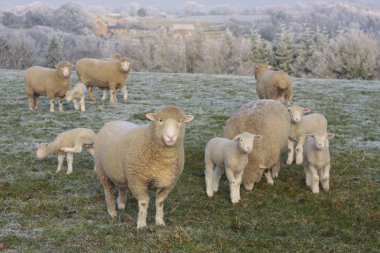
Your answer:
94,16 -> 128,37
169,24 -> 196,38
94,16 -> 108,37
108,24 -> 129,37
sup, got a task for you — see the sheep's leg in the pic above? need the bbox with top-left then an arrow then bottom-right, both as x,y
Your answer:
49,98 -> 55,112
110,88 -> 116,104
286,139 -> 295,165
66,153 -> 74,175
271,160 -> 281,178
309,165 -> 320,193
204,160 -> 215,197
136,193 -> 150,229
235,170 -> 244,202
88,86 -> 96,101
264,169 -> 274,185
304,166 -> 312,187
296,137 -> 306,165
121,85 -> 128,102
96,168 -> 117,219
117,187 -> 128,210
28,95 -> 34,110
321,164 -> 330,192
86,147 -> 95,158
101,89 -> 107,101
34,95 -> 39,110
56,154 -> 65,173
80,97 -> 85,112
58,97 -> 64,112
73,99 -> 79,110
226,169 -> 239,204
212,166 -> 224,193
155,187 -> 171,226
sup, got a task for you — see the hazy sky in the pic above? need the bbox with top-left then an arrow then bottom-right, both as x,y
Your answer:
1,0 -> 379,9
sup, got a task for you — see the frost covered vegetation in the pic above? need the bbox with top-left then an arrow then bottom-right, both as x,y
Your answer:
0,70 -> 379,251
0,2 -> 380,79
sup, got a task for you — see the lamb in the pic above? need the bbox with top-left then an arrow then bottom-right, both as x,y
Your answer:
287,105 -> 328,165
65,82 -> 87,112
303,132 -> 335,193
95,105 -> 194,228
205,132 -> 263,204
36,128 -> 96,175
255,64 -> 292,106
224,99 -> 290,191
76,54 -> 131,103
24,61 -> 74,112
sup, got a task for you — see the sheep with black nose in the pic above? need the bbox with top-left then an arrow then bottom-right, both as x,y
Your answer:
95,105 -> 194,229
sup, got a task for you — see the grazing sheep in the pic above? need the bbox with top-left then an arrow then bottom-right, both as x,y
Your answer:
287,105 -> 328,165
25,61 -> 74,112
95,105 -> 194,228
65,82 -> 87,112
303,132 -> 335,193
36,128 -> 96,175
255,64 -> 292,106
224,100 -> 290,191
76,54 -> 131,103
205,132 -> 263,204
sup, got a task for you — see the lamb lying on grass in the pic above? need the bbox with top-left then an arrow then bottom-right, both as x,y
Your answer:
95,105 -> 194,228
255,64 -> 292,106
303,132 -> 335,193
65,83 -> 87,112
287,105 -> 328,165
36,128 -> 96,175
24,61 -> 74,112
205,132 -> 262,204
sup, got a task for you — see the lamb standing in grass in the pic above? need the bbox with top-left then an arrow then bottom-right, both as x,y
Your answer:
24,61 -> 74,112
95,105 -> 194,228
65,82 -> 87,112
36,128 -> 96,175
76,54 -> 131,103
205,132 -> 263,204
287,105 -> 328,165
224,100 -> 290,191
255,64 -> 292,106
303,132 -> 335,193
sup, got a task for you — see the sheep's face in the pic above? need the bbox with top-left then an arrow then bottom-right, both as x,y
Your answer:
233,132 -> 263,154
146,106 -> 194,147
55,61 -> 73,78
288,105 -> 310,123
307,133 -> 334,150
65,91 -> 73,102
119,59 -> 131,72
37,143 -> 49,159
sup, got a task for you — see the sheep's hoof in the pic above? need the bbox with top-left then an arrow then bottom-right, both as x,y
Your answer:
66,170 -> 73,175
231,199 -> 239,204
272,172 -> 279,178
155,218 -> 165,226
286,160 -> 293,165
206,190 -> 214,197
137,222 -> 147,229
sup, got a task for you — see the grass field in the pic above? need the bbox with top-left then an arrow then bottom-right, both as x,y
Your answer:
0,69 -> 379,252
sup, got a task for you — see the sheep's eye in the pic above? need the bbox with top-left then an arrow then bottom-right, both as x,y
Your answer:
159,119 -> 163,123
240,139 -> 242,142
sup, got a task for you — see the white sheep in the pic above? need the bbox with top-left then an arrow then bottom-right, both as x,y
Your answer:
24,61 -> 74,112
95,105 -> 194,228
36,128 -> 96,175
303,132 -> 335,193
255,64 -> 293,106
76,54 -> 131,103
224,100 -> 291,191
205,132 -> 263,204
287,105 -> 328,165
65,82 -> 87,112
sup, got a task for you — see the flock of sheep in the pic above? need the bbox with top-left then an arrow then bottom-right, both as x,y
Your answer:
26,57 -> 334,228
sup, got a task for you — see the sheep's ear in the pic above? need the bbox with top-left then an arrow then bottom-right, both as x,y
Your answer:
255,65 -> 259,69
146,113 -> 157,121
232,135 -> 240,142
112,54 -> 121,60
183,115 -> 194,123
326,133 -> 335,140
305,134 -> 314,139
303,108 -> 311,113
254,135 -> 263,141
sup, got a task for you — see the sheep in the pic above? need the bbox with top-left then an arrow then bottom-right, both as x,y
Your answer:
25,61 -> 74,112
303,132 -> 335,193
95,105 -> 194,228
65,82 -> 87,112
205,132 -> 263,204
255,64 -> 292,106
76,54 -> 131,103
287,105 -> 328,165
36,128 -> 96,175
224,99 -> 290,191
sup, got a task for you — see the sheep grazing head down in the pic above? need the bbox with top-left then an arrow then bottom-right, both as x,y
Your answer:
306,132 -> 335,150
146,105 -> 194,147
36,143 -> 49,159
55,61 -> 73,78
112,54 -> 131,72
287,105 -> 311,123
65,90 -> 74,102
233,132 -> 263,154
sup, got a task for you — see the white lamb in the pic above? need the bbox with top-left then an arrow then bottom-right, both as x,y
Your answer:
303,132 -> 335,193
287,105 -> 328,165
205,132 -> 263,204
36,128 -> 96,175
65,83 -> 87,112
